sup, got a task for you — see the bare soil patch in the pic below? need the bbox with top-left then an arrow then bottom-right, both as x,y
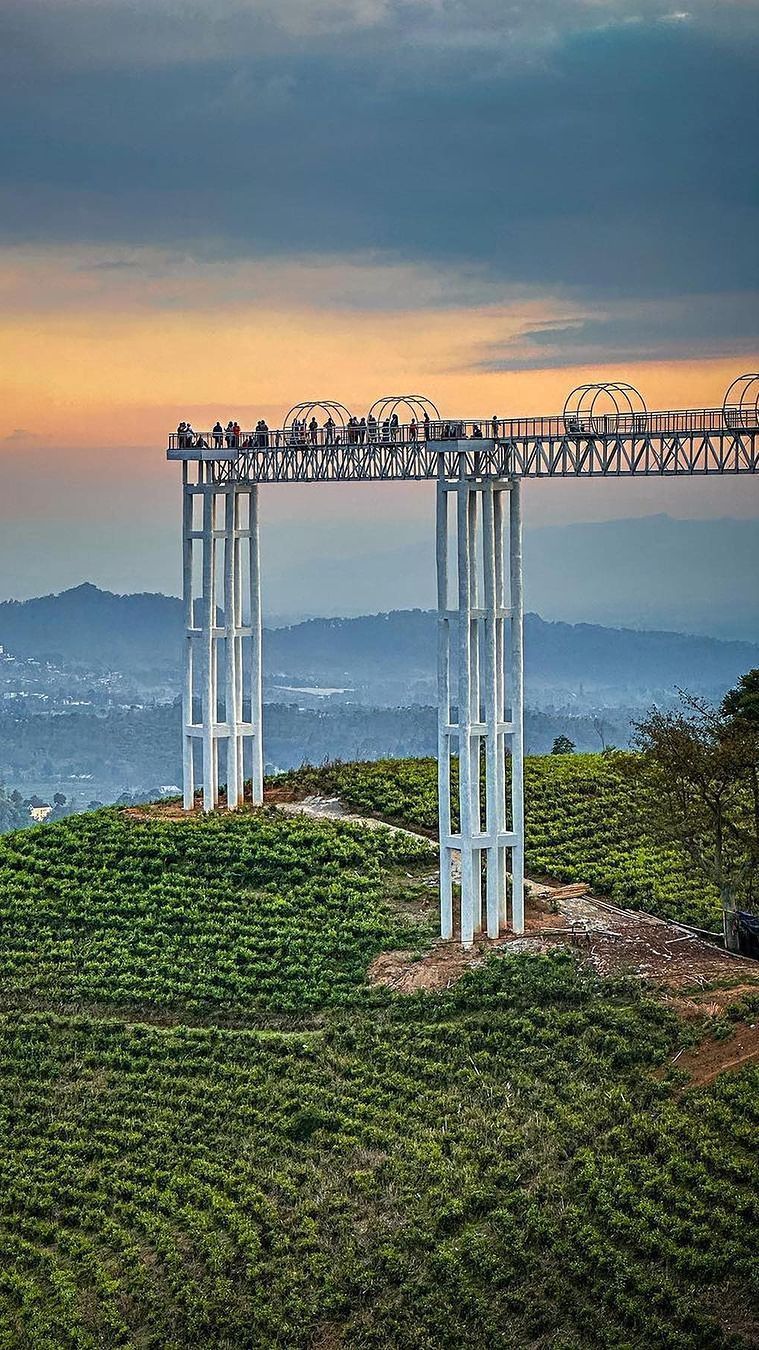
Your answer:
665,1024 -> 759,1088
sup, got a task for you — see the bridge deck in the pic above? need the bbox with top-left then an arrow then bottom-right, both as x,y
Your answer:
168,409 -> 759,481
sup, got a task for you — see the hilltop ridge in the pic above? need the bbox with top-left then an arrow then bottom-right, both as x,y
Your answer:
1,585 -> 756,701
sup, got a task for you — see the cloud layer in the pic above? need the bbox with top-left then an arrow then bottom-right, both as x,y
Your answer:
1,5 -> 756,313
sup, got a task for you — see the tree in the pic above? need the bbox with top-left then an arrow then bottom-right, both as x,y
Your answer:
722,668 -> 759,726
53,792 -> 67,806
551,735 -> 575,755
634,682 -> 759,952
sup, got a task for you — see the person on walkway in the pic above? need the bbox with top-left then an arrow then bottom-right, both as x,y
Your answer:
324,415 -> 335,445
491,415 -> 499,440
232,421 -> 241,447
225,421 -> 234,448
389,411 -> 399,441
423,411 -> 431,441
358,416 -> 367,444
213,420 -> 224,449
472,424 -> 483,438
409,418 -> 418,442
309,417 -> 319,445
367,413 -> 377,442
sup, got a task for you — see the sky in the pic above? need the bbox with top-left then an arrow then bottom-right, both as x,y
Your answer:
0,0 -> 757,614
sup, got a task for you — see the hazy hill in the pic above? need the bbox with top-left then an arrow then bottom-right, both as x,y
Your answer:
265,609 -> 759,699
0,583 -> 182,670
1,584 -> 757,701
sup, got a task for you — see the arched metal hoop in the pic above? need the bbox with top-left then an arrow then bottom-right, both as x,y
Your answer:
367,393 -> 441,426
723,374 -> 759,430
563,382 -> 647,435
283,399 -> 353,430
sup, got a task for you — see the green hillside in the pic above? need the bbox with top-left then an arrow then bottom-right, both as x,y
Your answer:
0,808 -> 434,1021
0,770 -> 757,1346
283,753 -> 723,929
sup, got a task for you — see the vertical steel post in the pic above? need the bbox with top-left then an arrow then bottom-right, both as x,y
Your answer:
201,479 -> 216,812
181,462 -> 195,810
494,486 -> 508,929
249,485 -> 264,804
234,493 -> 245,800
483,482 -> 500,938
436,475 -> 453,940
467,487 -> 483,934
456,475 -> 476,948
509,478 -> 525,933
224,487 -> 240,809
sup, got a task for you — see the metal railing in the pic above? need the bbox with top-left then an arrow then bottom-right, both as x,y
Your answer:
169,405 -> 758,455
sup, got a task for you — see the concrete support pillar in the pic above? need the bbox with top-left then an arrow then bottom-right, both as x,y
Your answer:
509,478 -> 525,933
436,475 -> 453,940
436,452 -> 524,947
248,485 -> 264,804
224,489 -> 241,809
181,463 -> 195,810
180,469 -> 265,813
201,482 -> 217,813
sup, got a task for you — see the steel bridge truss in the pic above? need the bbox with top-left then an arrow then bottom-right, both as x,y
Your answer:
170,401 -> 759,948
170,429 -> 759,483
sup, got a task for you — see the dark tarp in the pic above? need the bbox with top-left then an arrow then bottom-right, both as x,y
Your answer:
736,910 -> 759,959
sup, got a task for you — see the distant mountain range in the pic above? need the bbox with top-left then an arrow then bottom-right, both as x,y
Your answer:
1,584 -> 756,707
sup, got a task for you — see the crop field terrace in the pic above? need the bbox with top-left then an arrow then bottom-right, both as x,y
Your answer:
0,758 -> 756,1347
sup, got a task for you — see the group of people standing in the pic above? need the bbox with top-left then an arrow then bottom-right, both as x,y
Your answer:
287,412 -> 401,446
175,412 -> 503,451
177,419 -> 272,450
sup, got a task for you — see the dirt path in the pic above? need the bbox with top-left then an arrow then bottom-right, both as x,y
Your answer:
275,792 -> 759,1009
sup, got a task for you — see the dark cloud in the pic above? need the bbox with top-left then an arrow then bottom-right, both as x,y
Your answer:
0,13 -> 756,342
480,293 -> 759,369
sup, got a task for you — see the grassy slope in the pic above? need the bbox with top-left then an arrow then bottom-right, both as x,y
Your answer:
0,794 -> 756,1347
282,754 -> 723,929
0,808 -> 435,1021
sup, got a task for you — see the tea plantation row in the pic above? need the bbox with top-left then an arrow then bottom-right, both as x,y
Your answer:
1,954 -> 756,1348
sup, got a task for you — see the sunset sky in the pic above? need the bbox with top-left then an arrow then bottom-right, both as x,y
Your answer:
0,0 -> 757,606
